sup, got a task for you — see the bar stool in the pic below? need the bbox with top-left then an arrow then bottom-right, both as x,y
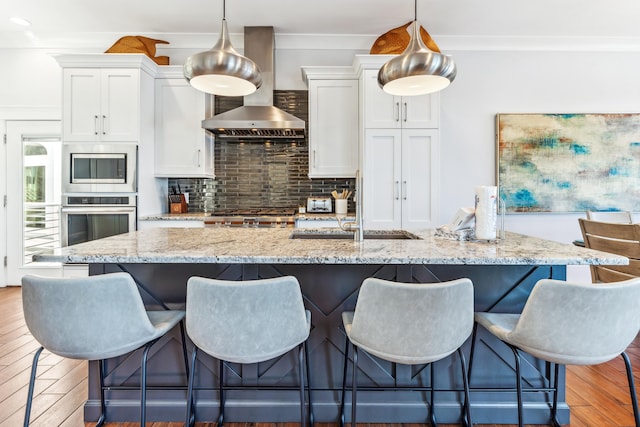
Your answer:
21,272 -> 189,427
471,278 -> 640,427
185,275 -> 313,426
340,277 -> 474,426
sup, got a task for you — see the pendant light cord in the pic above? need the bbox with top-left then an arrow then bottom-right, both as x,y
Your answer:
222,0 -> 226,20
414,0 -> 417,21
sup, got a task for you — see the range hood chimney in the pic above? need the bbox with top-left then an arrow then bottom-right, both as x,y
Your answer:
202,26 -> 306,139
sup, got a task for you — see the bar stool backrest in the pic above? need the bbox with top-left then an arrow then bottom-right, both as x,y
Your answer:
22,272 -> 160,360
506,278 -> 640,365
348,277 -> 474,365
186,275 -> 310,364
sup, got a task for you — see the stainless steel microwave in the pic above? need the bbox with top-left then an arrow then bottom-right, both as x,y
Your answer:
62,143 -> 137,193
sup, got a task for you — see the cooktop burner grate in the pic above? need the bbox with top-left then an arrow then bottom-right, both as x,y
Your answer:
210,208 -> 298,217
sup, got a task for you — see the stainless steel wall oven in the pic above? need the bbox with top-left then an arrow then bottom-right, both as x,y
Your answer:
61,195 -> 136,247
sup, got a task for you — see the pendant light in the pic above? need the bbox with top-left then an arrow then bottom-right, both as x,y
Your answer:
377,0 -> 456,96
183,0 -> 262,96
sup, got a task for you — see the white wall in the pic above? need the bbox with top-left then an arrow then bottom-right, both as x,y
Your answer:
440,50 -> 640,241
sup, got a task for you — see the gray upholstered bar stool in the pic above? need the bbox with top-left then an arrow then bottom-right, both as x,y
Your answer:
340,277 -> 474,427
471,278 -> 640,427
21,272 -> 189,427
185,275 -> 313,427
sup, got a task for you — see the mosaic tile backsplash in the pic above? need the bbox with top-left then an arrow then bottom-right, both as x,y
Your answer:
168,90 -> 355,213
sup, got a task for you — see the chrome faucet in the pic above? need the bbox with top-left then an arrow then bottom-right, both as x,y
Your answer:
336,169 -> 364,242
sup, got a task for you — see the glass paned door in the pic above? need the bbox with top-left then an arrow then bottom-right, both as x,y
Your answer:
6,121 -> 63,284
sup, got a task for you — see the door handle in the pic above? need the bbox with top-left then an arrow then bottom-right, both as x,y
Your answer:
395,102 -> 400,122
102,115 -> 107,135
197,149 -> 201,167
94,115 -> 99,135
403,102 -> 408,122
313,149 -> 317,168
402,180 -> 407,200
394,180 -> 400,200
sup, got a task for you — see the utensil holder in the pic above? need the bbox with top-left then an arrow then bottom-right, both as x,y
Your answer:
335,199 -> 348,215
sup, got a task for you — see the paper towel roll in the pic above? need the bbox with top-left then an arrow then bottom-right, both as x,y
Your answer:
475,186 -> 497,240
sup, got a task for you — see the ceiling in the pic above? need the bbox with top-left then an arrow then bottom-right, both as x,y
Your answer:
2,0 -> 640,50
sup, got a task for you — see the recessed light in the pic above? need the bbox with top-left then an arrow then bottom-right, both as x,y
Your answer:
10,17 -> 32,27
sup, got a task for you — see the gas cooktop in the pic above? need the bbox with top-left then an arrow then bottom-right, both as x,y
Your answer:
210,208 -> 298,216
205,208 -> 297,228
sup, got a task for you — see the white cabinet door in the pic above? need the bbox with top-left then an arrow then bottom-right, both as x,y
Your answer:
63,69 -> 101,141
363,70 -> 400,129
363,129 -> 402,229
401,129 -> 439,229
308,79 -> 358,178
154,79 -> 214,178
100,69 -> 140,141
363,69 -> 439,129
362,129 -> 438,230
63,68 -> 140,142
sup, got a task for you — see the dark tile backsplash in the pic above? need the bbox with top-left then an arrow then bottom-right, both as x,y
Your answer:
168,90 -> 355,213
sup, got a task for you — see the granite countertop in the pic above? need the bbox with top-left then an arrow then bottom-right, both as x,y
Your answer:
34,227 -> 628,266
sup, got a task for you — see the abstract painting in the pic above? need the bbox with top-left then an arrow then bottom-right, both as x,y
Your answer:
497,113 -> 640,213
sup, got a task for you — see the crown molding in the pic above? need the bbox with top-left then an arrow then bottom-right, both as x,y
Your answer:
3,32 -> 640,53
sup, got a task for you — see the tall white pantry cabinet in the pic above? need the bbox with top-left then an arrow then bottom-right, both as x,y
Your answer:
354,55 -> 440,231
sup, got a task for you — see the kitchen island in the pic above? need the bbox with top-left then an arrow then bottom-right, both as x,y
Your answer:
35,227 -> 626,424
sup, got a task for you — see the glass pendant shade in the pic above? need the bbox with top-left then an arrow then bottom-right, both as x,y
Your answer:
184,18 -> 262,96
378,20 -> 456,96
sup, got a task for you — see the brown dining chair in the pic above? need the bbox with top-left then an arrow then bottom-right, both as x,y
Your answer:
578,218 -> 640,282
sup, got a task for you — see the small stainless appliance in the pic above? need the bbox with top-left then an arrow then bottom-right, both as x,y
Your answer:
205,208 -> 297,228
63,143 -> 137,193
61,194 -> 136,246
307,197 -> 332,213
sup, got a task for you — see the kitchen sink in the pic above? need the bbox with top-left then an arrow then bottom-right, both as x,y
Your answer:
289,229 -> 421,240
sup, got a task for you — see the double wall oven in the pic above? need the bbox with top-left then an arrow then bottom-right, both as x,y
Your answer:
61,144 -> 137,246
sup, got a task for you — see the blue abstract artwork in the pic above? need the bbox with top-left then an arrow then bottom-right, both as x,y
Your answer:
497,113 -> 640,213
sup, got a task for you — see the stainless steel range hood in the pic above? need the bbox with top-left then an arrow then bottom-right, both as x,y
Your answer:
202,26 -> 306,139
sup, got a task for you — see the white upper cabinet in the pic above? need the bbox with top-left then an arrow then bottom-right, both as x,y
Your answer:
154,77 -> 213,178
302,66 -> 359,178
62,68 -> 140,142
354,55 -> 440,230
363,69 -> 439,129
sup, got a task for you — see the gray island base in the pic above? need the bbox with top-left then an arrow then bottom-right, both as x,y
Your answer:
35,227 -> 627,424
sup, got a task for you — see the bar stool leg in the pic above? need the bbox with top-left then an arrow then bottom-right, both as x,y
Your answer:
339,334 -> 350,427
97,359 -> 106,427
23,347 -> 45,427
185,347 -> 198,427
351,346 -> 358,427
217,359 -> 225,427
304,341 -> 314,426
457,348 -> 473,427
622,352 -> 640,427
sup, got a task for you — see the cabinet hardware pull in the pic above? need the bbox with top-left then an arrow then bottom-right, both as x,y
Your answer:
197,149 -> 201,167
94,115 -> 99,135
395,102 -> 400,122
313,149 -> 317,168
402,180 -> 407,200
403,103 -> 408,122
102,115 -> 107,135
395,180 -> 400,200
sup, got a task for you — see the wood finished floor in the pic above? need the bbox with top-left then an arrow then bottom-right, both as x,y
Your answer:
1,285 -> 639,427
